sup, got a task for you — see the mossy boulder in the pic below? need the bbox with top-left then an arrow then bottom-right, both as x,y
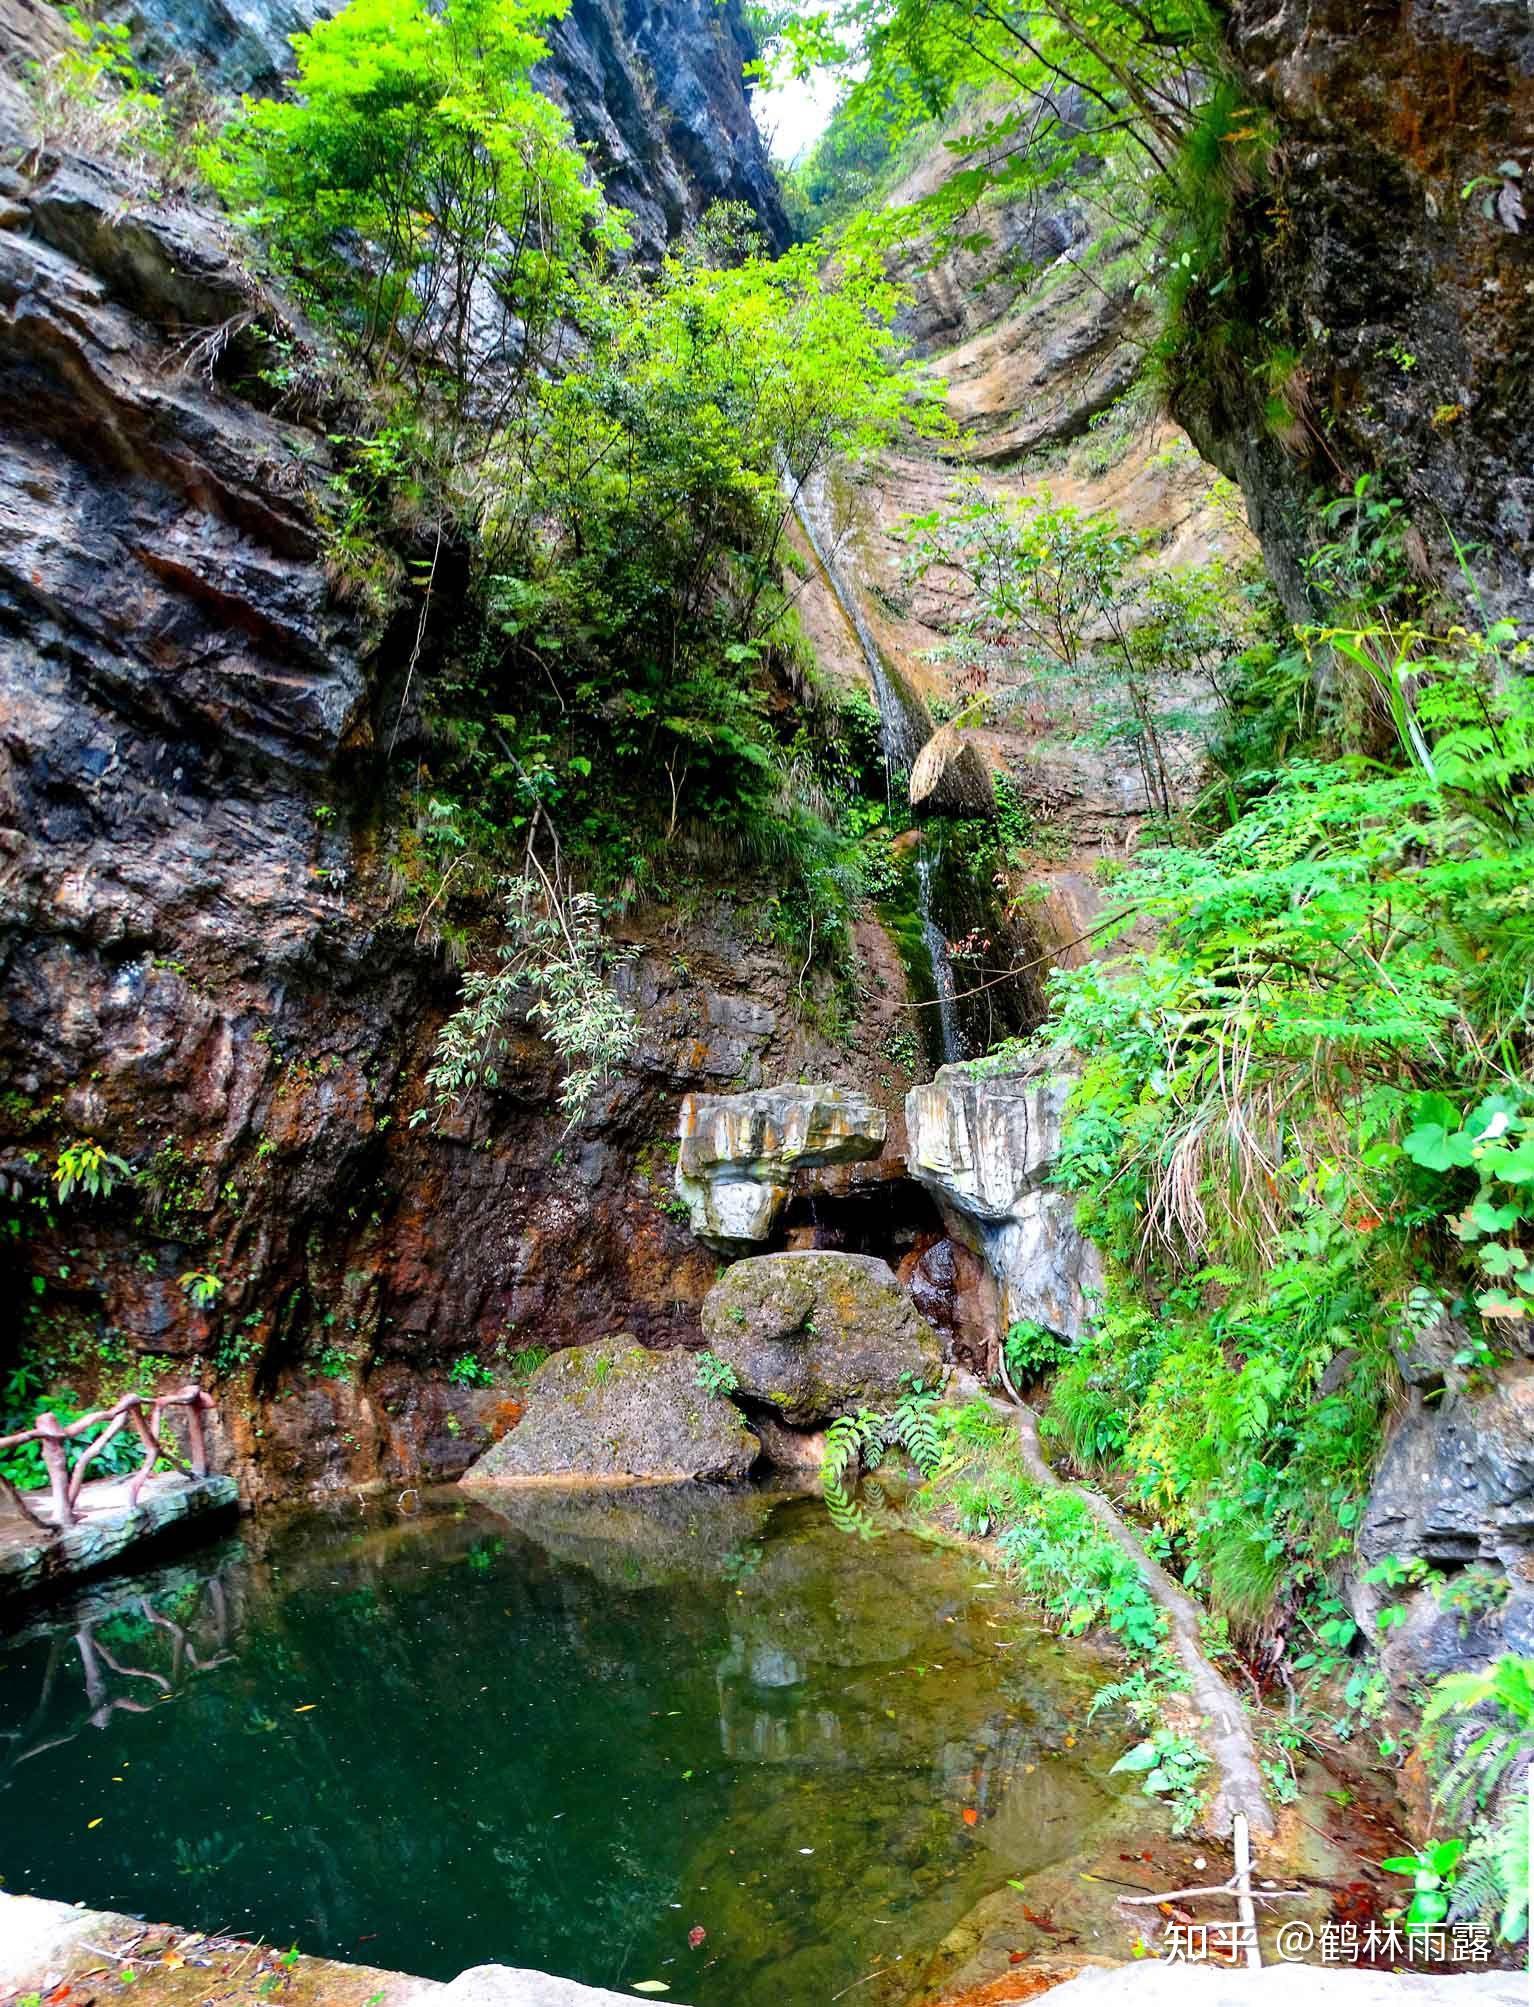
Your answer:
701,1252 -> 943,1426
462,1336 -> 760,1485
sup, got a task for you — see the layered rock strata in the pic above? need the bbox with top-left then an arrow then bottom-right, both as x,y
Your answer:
905,1064 -> 1101,1341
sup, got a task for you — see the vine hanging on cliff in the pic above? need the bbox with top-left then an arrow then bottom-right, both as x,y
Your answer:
413,867 -> 639,1130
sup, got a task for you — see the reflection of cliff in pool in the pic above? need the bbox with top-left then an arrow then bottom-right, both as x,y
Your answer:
0,1488 -> 1139,2007
712,1515 -> 1119,1869
696,1512 -> 1131,2007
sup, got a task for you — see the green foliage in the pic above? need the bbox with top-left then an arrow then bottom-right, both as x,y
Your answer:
1002,1319 -> 1067,1385
779,86 -> 901,239
997,1489 -> 1165,1655
1021,613 -> 1534,1636
1403,1091 -> 1534,1324
25,10 -> 192,181
1413,1656 -> 1534,1944
0,1361 -> 143,1493
178,1269 -> 223,1309
54,1140 -> 132,1205
413,876 -> 639,1127
212,0 -> 618,409
903,486 -> 1258,818
694,1350 -> 739,1397
448,1353 -> 494,1388
819,1381 -> 945,1538
1110,1729 -> 1210,1835
1381,1839 -> 1467,1936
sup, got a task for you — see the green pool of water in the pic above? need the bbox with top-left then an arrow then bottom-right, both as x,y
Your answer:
0,1487 -> 1134,2004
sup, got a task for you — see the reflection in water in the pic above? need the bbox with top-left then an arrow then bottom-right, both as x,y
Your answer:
0,1490 -> 1132,2007
3,1562 -> 239,1776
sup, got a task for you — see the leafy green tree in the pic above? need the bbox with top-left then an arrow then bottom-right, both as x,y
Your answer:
772,0 -> 1223,258
903,486 -> 1247,816
440,235 -> 944,896
213,0 -> 621,419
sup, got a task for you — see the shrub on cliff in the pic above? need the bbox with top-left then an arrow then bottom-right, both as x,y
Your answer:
1031,619 -> 1534,1653
211,0 -> 621,421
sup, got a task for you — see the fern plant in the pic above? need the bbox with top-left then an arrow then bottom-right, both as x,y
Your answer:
820,1410 -> 888,1539
819,1382 -> 946,1539
1420,1654 -> 1534,1945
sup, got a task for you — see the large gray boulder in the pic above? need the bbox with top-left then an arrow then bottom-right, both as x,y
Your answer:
462,1337 -> 759,1485
701,1251 -> 943,1425
906,1063 -> 1101,1339
675,1085 -> 886,1251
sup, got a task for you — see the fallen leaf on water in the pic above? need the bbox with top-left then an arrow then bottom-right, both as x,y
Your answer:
294,1704 -> 319,1714
687,1927 -> 705,1949
961,1809 -> 979,1826
87,1819 -> 103,1830
631,1983 -> 669,1994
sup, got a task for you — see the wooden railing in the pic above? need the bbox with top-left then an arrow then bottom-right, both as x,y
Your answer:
0,1385 -> 214,1531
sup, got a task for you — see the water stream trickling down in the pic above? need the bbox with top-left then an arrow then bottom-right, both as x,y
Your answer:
787,473 -> 965,1065
0,1490 -> 1135,2007
916,850 -> 965,1069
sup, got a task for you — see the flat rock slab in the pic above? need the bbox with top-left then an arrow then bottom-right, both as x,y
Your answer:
0,1895 -> 690,2007
0,1473 -> 239,1605
1037,1967 -> 1521,2007
0,1896 -> 424,2007
461,1336 -> 759,1485
702,1250 -> 943,1425
676,1084 -> 886,1249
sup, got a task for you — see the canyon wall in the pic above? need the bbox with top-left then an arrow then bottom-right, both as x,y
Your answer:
1173,0 -> 1533,624
0,0 -> 869,1501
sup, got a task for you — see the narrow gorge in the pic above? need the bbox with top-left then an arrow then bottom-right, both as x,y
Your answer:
0,0 -> 1531,2002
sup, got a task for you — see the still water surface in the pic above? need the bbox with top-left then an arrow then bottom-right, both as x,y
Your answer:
0,1487 -> 1130,2004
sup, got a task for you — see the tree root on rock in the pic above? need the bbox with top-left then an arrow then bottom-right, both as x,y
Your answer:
991,1367 -> 1274,1842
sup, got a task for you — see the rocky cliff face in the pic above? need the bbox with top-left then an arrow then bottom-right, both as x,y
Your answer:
1174,0 -> 1533,624
107,0 -> 786,258
905,1062 -> 1102,1344
787,137 -> 1255,1029
0,4 -> 887,1501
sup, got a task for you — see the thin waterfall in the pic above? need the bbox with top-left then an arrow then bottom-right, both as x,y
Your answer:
916,849 -> 965,1066
785,468 -> 966,1066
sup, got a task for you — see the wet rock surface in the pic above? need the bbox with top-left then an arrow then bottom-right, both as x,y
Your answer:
0,6 -> 922,1501
461,1335 -> 760,1484
701,1250 -> 943,1425
906,1064 -> 1102,1340
1352,1369 -> 1534,1684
